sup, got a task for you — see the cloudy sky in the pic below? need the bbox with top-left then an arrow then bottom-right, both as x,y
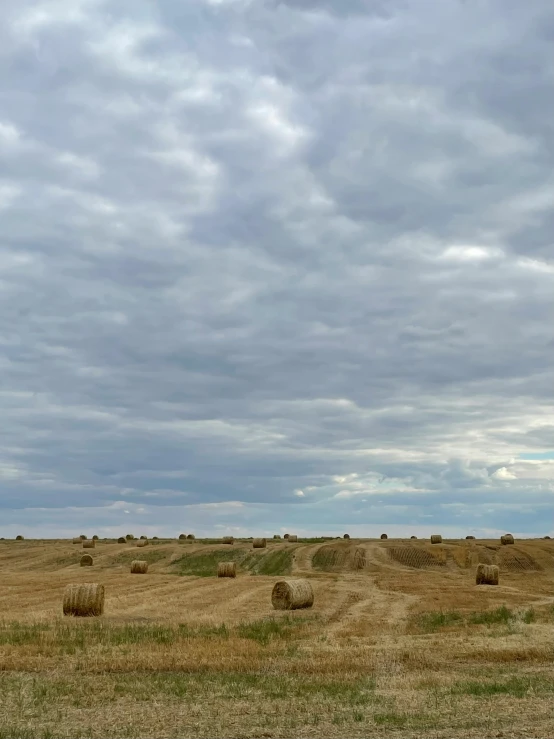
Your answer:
1,0 -> 553,539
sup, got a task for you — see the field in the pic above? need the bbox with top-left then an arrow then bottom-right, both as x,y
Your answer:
1,536 -> 554,738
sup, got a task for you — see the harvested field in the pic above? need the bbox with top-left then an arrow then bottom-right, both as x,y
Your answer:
387,546 -> 446,569
0,536 -> 554,738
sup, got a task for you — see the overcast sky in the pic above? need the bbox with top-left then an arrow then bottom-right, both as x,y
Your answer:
1,0 -> 553,539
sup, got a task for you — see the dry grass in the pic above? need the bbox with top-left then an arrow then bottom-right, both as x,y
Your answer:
1,537 -> 554,737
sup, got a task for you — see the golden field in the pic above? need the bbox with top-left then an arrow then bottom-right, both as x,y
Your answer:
1,535 -> 554,738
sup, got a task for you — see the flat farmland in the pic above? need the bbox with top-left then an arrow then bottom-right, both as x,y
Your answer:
1,537 -> 554,738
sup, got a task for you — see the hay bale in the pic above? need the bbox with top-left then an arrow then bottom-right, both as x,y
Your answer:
136,539 -> 148,547
63,583 -> 104,616
130,560 -> 148,574
80,554 -> 93,567
272,579 -> 314,610
253,538 -> 267,548
287,535 -> 298,543
501,534 -> 514,545
476,563 -> 499,585
186,534 -> 195,540
380,534 -> 388,540
273,535 -> 281,539
217,561 -> 236,578
354,547 -> 366,569
222,536 -> 234,545
179,534 -> 186,540
283,534 -> 290,539
343,534 -> 350,539
430,535 -> 442,544
15,535 -> 24,541
82,540 -> 95,549
117,537 -> 126,544
72,537 -> 82,544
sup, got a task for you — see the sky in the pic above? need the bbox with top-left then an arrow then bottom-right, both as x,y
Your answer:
0,0 -> 553,539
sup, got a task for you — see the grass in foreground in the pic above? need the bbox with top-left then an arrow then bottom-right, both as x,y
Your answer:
2,667 -> 554,738
0,615 -> 309,649
412,605 -> 541,633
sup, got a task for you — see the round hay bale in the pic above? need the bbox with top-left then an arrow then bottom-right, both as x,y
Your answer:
380,534 -> 388,540
72,537 -> 82,544
354,547 -> 366,569
343,534 -> 350,539
287,535 -> 298,543
125,534 -> 134,540
186,534 -> 195,540
501,534 -> 514,545
273,535 -> 281,539
283,534 -> 290,539
117,537 -> 126,544
476,563 -> 499,585
92,535 -> 99,540
222,536 -> 234,545
430,534 -> 442,544
80,554 -> 93,567
217,561 -> 236,578
136,539 -> 148,547
272,579 -> 314,610
410,536 -> 417,540
178,534 -> 186,540
15,535 -> 24,541
82,540 -> 95,549
130,560 -> 148,574
63,583 -> 104,617
253,538 -> 267,548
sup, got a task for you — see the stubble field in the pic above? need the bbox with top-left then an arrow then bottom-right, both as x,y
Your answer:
1,536 -> 554,738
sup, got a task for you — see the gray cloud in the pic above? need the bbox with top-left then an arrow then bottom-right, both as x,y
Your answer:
0,0 -> 553,537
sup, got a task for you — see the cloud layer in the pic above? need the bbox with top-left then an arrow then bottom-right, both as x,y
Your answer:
1,0 -> 553,537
